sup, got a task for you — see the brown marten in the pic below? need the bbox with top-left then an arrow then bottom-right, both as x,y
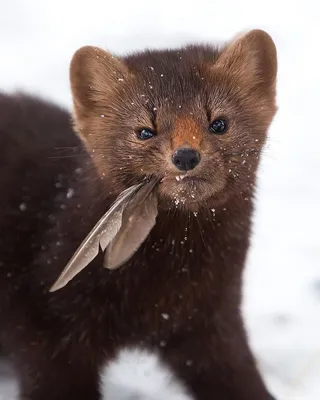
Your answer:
0,29 -> 277,399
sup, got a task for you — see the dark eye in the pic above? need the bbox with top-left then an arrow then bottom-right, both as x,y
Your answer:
209,119 -> 227,134
136,128 -> 156,140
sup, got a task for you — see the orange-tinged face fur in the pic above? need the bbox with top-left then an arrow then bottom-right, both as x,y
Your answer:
70,30 -> 277,211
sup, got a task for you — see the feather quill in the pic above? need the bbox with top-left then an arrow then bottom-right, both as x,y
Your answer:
49,183 -> 143,292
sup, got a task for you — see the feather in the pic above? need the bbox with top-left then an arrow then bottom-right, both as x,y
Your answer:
104,179 -> 158,270
49,183 -> 143,292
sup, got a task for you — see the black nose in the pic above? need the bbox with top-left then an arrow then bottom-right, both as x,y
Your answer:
172,148 -> 201,171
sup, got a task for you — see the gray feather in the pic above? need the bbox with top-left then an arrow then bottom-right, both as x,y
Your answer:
103,180 -> 158,270
49,183 -> 143,292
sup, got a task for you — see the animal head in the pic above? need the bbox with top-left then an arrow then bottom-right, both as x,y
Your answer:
70,29 -> 277,211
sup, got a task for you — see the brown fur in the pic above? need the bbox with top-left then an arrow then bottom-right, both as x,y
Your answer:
0,29 -> 277,399
171,118 -> 203,150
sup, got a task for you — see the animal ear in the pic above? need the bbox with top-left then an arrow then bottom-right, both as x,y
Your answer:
69,46 -> 129,122
215,29 -> 277,94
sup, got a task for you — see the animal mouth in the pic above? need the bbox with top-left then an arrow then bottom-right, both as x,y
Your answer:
160,175 -> 203,184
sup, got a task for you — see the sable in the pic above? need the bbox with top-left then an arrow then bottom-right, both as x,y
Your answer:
0,29 -> 278,400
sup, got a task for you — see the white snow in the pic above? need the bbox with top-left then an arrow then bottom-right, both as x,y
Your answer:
19,203 -> 27,211
99,348 -> 193,400
1,0 -> 320,399
66,188 -> 74,199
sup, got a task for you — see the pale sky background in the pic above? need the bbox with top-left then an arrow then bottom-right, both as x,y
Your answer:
0,0 -> 320,399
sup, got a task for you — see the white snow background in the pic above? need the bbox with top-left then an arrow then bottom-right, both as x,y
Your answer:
1,0 -> 320,398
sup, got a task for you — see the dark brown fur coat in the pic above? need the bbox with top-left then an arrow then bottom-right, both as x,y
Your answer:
0,29 -> 277,399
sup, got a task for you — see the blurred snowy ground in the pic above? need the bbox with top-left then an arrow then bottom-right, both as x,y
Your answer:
1,0 -> 320,398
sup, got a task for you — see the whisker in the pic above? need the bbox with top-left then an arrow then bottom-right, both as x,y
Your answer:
53,146 -> 83,150
194,211 -> 207,249
48,154 -> 89,159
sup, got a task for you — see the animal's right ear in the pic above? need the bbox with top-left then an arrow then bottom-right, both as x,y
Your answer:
69,46 -> 129,126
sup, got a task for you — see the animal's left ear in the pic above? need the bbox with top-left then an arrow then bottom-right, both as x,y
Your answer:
215,29 -> 277,95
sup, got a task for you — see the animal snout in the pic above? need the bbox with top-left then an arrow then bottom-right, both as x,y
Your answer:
172,148 -> 201,171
